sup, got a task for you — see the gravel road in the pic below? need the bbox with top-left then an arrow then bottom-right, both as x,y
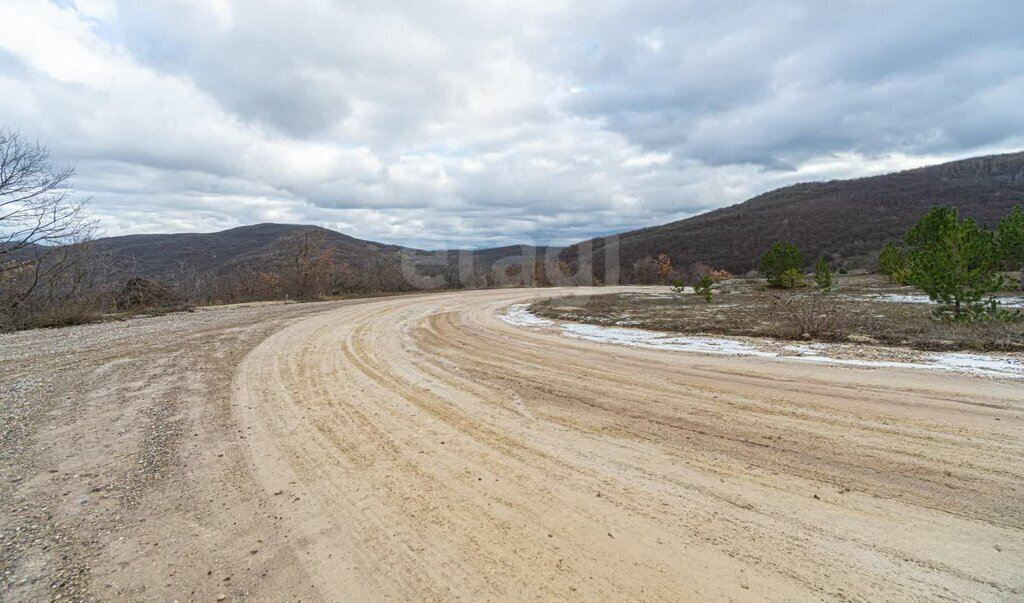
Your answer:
2,288 -> 1022,600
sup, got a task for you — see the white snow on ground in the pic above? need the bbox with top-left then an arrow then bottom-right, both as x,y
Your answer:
500,304 -> 1024,379
778,346 -> 1019,374
928,352 -> 1024,375
862,293 -> 1024,308
500,304 -> 554,327
561,323 -> 777,357
784,348 -> 1024,378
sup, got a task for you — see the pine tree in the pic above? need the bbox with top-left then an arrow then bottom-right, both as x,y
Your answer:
997,205 -> 1024,290
694,275 -> 714,302
780,267 -> 807,289
877,242 -> 908,283
759,242 -> 804,287
813,257 -> 832,293
905,207 -> 1003,319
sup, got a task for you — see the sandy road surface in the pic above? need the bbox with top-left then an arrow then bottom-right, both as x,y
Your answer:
3,288 -> 1023,600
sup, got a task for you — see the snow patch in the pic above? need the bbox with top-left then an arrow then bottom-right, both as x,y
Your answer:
776,342 -> 1023,377
863,294 -> 1024,308
499,303 -> 1024,379
927,352 -> 1024,375
500,304 -> 553,327
561,324 -> 776,357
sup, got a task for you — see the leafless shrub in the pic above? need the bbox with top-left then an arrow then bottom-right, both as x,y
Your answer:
630,256 -> 659,284
114,277 -> 177,310
768,291 -> 847,339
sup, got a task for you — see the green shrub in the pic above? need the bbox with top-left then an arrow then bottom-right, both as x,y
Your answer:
694,275 -> 714,302
670,278 -> 686,293
780,268 -> 807,289
759,242 -> 804,287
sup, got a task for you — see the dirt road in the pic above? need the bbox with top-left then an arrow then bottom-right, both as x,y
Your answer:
2,288 -> 1022,600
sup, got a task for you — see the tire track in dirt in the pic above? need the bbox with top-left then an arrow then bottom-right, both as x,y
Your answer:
233,287 -> 1024,601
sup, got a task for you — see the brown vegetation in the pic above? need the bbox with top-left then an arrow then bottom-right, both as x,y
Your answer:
531,274 -> 1024,352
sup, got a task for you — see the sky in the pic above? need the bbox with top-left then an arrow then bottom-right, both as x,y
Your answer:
0,0 -> 1022,249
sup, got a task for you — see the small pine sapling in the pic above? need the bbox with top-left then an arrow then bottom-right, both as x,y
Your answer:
781,268 -> 807,289
695,275 -> 714,302
813,257 -> 832,293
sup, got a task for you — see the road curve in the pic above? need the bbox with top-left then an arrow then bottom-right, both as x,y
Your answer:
233,287 -> 1024,600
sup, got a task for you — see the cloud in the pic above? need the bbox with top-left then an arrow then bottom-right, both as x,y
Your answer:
0,0 -> 1022,248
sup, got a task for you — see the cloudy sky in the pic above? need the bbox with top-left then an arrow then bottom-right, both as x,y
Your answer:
1,0 -> 1022,248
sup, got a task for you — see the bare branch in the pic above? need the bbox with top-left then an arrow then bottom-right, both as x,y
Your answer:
0,128 -> 88,260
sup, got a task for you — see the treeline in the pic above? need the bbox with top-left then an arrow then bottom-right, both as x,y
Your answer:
623,254 -> 732,286
172,231 -> 414,304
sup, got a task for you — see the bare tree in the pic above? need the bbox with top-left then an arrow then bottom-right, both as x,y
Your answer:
1,129 -> 95,323
1,129 -> 91,259
282,230 -> 335,300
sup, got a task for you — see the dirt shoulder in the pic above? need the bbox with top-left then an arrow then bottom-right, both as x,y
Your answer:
0,299 -> 367,601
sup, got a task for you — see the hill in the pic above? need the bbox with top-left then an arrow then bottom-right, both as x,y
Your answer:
560,151 -> 1024,279
91,223 -> 546,285
92,223 -> 410,279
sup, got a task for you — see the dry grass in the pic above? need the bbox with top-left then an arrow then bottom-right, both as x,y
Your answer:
531,274 -> 1024,352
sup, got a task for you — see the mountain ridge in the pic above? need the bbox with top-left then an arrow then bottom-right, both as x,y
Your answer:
90,151 -> 1024,282
559,150 -> 1024,278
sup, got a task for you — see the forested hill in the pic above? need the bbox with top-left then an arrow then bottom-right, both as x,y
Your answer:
560,151 -> 1024,277
91,223 -> 408,279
